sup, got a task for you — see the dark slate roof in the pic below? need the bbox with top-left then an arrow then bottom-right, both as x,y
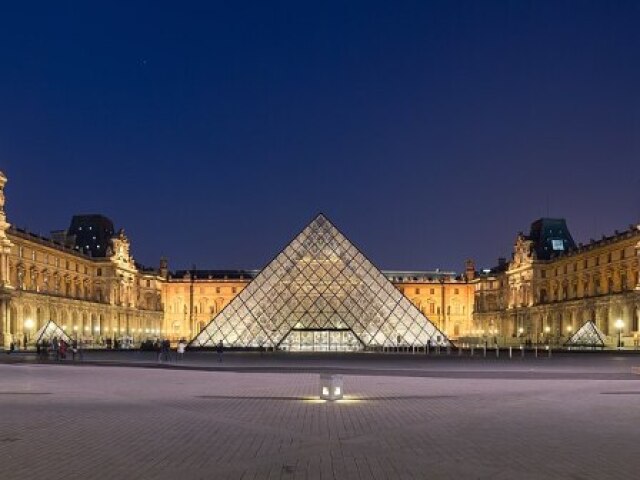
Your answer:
528,218 -> 577,260
171,269 -> 261,280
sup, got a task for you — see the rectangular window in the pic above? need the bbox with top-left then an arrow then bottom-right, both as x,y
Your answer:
415,288 -> 420,295
430,288 -> 435,295
454,288 -> 459,295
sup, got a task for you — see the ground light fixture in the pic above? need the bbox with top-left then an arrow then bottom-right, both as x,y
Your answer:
319,374 -> 343,401
24,318 -> 34,330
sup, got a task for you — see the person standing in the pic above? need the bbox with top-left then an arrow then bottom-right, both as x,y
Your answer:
59,339 -> 67,360
177,339 -> 186,362
216,340 -> 224,363
52,337 -> 60,361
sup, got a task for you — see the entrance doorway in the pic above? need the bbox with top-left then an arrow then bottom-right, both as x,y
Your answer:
281,329 -> 362,352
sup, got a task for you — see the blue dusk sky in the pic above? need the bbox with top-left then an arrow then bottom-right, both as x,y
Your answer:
1,1 -> 638,271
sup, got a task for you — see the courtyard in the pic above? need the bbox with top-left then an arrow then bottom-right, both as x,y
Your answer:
1,353 -> 639,479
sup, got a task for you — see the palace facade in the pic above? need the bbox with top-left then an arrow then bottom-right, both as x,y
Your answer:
0,172 -> 164,348
2,169 -> 638,349
473,218 -> 640,347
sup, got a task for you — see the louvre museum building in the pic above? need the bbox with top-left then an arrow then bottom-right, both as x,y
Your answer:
1,169 -> 639,351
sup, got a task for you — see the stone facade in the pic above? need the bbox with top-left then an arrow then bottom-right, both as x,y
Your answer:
0,172 -> 164,348
473,220 -> 640,347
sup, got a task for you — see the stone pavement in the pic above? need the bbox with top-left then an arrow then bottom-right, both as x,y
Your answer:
1,357 -> 640,479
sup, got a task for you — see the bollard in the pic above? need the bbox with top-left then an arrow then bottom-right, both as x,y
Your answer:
520,345 -> 524,358
509,346 -> 512,358
534,346 -> 538,358
548,345 -> 552,358
470,345 -> 474,356
496,346 -> 499,358
447,345 -> 451,355
426,343 -> 430,355
458,345 -> 462,356
483,345 -> 487,357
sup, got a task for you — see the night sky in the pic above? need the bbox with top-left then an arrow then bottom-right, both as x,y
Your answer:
1,1 -> 638,272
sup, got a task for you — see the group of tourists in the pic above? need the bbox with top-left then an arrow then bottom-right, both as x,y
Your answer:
155,338 -> 189,363
35,336 -> 83,361
152,339 -> 224,363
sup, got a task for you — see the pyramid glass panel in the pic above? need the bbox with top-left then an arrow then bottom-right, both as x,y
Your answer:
189,214 -> 450,350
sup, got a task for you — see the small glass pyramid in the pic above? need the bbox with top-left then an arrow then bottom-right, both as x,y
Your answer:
33,320 -> 72,345
190,214 -> 450,350
564,320 -> 606,349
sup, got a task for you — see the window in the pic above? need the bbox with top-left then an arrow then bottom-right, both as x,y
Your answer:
216,287 -> 220,294
541,270 -> 546,278
454,288 -> 459,295
97,268 -> 102,276
430,288 -> 435,295
415,288 -> 420,295
232,287 -> 237,294
620,249 -> 626,260
146,279 -> 151,288
430,303 -> 435,314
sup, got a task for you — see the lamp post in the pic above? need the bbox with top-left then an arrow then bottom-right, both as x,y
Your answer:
24,318 -> 34,346
544,325 -> 551,346
615,319 -> 624,350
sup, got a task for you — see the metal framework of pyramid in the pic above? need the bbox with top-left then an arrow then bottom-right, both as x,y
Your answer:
33,320 -> 72,345
190,214 -> 450,350
564,320 -> 606,348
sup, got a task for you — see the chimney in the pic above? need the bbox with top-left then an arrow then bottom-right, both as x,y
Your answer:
464,259 -> 476,281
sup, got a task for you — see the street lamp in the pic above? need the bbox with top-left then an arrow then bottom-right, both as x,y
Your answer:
615,319 -> 624,350
566,325 -> 573,335
24,318 -> 34,345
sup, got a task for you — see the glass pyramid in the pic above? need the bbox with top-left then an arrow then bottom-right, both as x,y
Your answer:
564,320 -> 606,348
190,214 -> 450,350
33,320 -> 72,345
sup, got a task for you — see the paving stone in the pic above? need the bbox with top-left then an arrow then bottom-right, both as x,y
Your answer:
1,358 -> 640,479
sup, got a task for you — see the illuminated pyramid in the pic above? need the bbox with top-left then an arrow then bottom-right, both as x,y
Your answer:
190,214 -> 450,350
564,320 -> 606,349
33,320 -> 72,345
